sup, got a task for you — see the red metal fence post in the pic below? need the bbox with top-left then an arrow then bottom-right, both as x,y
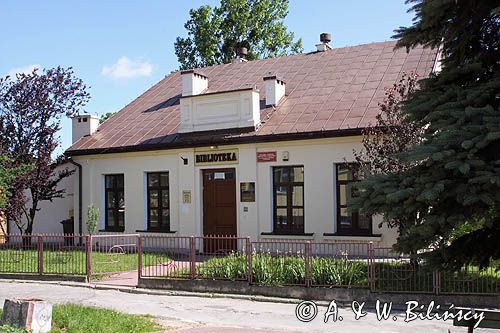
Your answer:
137,236 -> 143,280
305,241 -> 312,288
86,235 -> 92,283
190,236 -> 196,279
246,237 -> 252,285
37,235 -> 43,275
433,271 -> 441,295
368,242 -> 375,291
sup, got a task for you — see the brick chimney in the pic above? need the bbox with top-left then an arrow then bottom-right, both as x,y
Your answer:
181,70 -> 208,96
263,74 -> 286,106
71,114 -> 99,143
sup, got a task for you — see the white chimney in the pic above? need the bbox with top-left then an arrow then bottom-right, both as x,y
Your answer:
263,75 -> 286,106
71,114 -> 99,143
181,70 -> 208,96
316,32 -> 332,52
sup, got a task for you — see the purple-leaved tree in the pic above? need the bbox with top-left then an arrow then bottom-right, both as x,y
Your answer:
352,72 -> 422,259
0,67 -> 90,235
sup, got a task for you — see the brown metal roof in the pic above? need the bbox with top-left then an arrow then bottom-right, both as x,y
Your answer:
66,41 -> 438,156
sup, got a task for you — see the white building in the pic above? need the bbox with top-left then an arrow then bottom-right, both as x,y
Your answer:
60,39 -> 438,248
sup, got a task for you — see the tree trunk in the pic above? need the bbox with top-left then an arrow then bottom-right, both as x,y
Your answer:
22,222 -> 34,248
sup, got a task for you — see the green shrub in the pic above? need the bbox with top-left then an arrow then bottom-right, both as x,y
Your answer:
196,252 -> 246,279
196,252 -> 368,287
311,256 -> 367,286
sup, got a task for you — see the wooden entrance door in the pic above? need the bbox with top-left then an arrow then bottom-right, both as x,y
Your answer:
202,168 -> 237,252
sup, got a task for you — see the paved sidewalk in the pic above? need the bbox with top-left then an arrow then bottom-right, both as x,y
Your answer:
0,281 -> 488,332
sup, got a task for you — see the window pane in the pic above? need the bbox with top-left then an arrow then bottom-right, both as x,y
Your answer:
337,166 -> 351,181
117,191 -> 125,209
148,173 -> 159,187
161,190 -> 169,207
149,210 -> 159,228
118,211 -> 124,227
116,175 -> 124,188
106,210 -> 115,227
339,207 -> 352,228
274,167 -> 288,183
291,167 -> 304,182
160,173 -> 169,187
105,176 -> 114,189
106,191 -> 114,208
292,186 -> 303,206
292,208 -> 304,227
161,209 -> 170,226
339,184 -> 347,206
275,186 -> 288,206
358,213 -> 371,230
149,190 -> 159,208
276,208 -> 287,225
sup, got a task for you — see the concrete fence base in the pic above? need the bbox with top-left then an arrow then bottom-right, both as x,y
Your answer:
0,274 -> 87,283
139,278 -> 500,309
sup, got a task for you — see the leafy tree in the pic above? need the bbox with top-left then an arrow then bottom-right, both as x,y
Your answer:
0,156 -> 30,235
355,0 -> 500,269
0,157 -> 24,210
86,204 -> 99,235
0,67 -> 90,235
175,0 -> 303,69
99,112 -> 115,124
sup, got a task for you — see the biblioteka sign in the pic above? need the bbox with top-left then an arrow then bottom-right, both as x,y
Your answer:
195,150 -> 238,166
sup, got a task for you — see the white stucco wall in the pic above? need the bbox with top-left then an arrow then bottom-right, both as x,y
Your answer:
8,163 -> 76,235
71,136 -> 399,247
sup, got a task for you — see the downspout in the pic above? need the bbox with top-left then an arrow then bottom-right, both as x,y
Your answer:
68,158 -> 83,236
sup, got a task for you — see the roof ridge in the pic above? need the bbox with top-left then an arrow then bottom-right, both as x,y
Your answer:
168,40 -> 399,76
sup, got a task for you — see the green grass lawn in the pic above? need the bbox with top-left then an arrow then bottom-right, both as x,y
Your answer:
0,248 -> 167,278
0,304 -> 162,333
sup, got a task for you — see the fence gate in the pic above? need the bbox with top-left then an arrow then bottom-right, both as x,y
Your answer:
88,234 -> 140,286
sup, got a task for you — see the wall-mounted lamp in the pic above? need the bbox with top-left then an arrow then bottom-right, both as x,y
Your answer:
180,156 -> 188,165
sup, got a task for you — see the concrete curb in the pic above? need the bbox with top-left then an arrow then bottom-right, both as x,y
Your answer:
2,279 -> 498,310
0,279 -> 319,306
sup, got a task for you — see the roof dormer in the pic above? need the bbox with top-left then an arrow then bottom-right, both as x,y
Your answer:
179,87 -> 260,133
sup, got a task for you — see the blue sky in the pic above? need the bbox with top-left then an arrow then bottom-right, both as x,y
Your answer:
0,1 -> 413,155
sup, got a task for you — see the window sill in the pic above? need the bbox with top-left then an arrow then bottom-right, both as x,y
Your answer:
98,229 -> 124,233
323,233 -> 382,242
135,230 -> 177,234
260,232 -> 314,240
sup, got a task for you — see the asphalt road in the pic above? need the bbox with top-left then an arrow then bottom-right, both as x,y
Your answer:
0,281 -> 493,332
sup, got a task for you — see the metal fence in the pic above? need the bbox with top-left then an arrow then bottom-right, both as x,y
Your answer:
0,234 -> 87,277
89,234 -> 139,282
0,233 -> 498,295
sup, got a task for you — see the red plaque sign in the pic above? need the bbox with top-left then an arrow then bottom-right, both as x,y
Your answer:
257,151 -> 277,162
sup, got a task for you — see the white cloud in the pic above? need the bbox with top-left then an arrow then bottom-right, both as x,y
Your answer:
6,64 -> 41,77
101,56 -> 153,80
